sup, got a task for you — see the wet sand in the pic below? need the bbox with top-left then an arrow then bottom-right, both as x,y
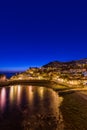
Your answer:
59,90 -> 87,130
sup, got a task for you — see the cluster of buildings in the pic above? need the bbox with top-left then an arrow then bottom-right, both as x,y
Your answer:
3,59 -> 87,86
9,66 -> 87,86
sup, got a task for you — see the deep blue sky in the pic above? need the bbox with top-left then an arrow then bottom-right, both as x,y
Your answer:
0,0 -> 87,71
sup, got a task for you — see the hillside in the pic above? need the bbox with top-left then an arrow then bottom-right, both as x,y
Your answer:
43,59 -> 87,70
9,58 -> 87,86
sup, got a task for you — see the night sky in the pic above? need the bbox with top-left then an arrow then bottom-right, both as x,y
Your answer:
0,0 -> 87,71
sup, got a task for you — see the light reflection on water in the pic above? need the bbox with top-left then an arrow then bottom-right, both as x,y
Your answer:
0,88 -> 6,111
10,86 -> 14,104
0,85 -> 63,130
28,86 -> 34,105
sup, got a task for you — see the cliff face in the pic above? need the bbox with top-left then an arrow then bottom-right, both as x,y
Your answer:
0,74 -> 7,82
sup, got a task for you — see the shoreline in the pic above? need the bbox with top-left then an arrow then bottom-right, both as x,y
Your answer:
1,79 -> 87,129
0,79 -> 70,89
0,80 -> 52,87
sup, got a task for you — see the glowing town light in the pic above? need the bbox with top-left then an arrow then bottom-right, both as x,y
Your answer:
18,77 -> 22,80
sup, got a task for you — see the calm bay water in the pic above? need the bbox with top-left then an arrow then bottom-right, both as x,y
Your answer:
0,85 -> 63,130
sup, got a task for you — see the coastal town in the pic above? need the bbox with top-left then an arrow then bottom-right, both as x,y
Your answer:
7,59 -> 87,87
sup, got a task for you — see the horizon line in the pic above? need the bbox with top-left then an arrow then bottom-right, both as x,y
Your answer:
0,57 -> 87,72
